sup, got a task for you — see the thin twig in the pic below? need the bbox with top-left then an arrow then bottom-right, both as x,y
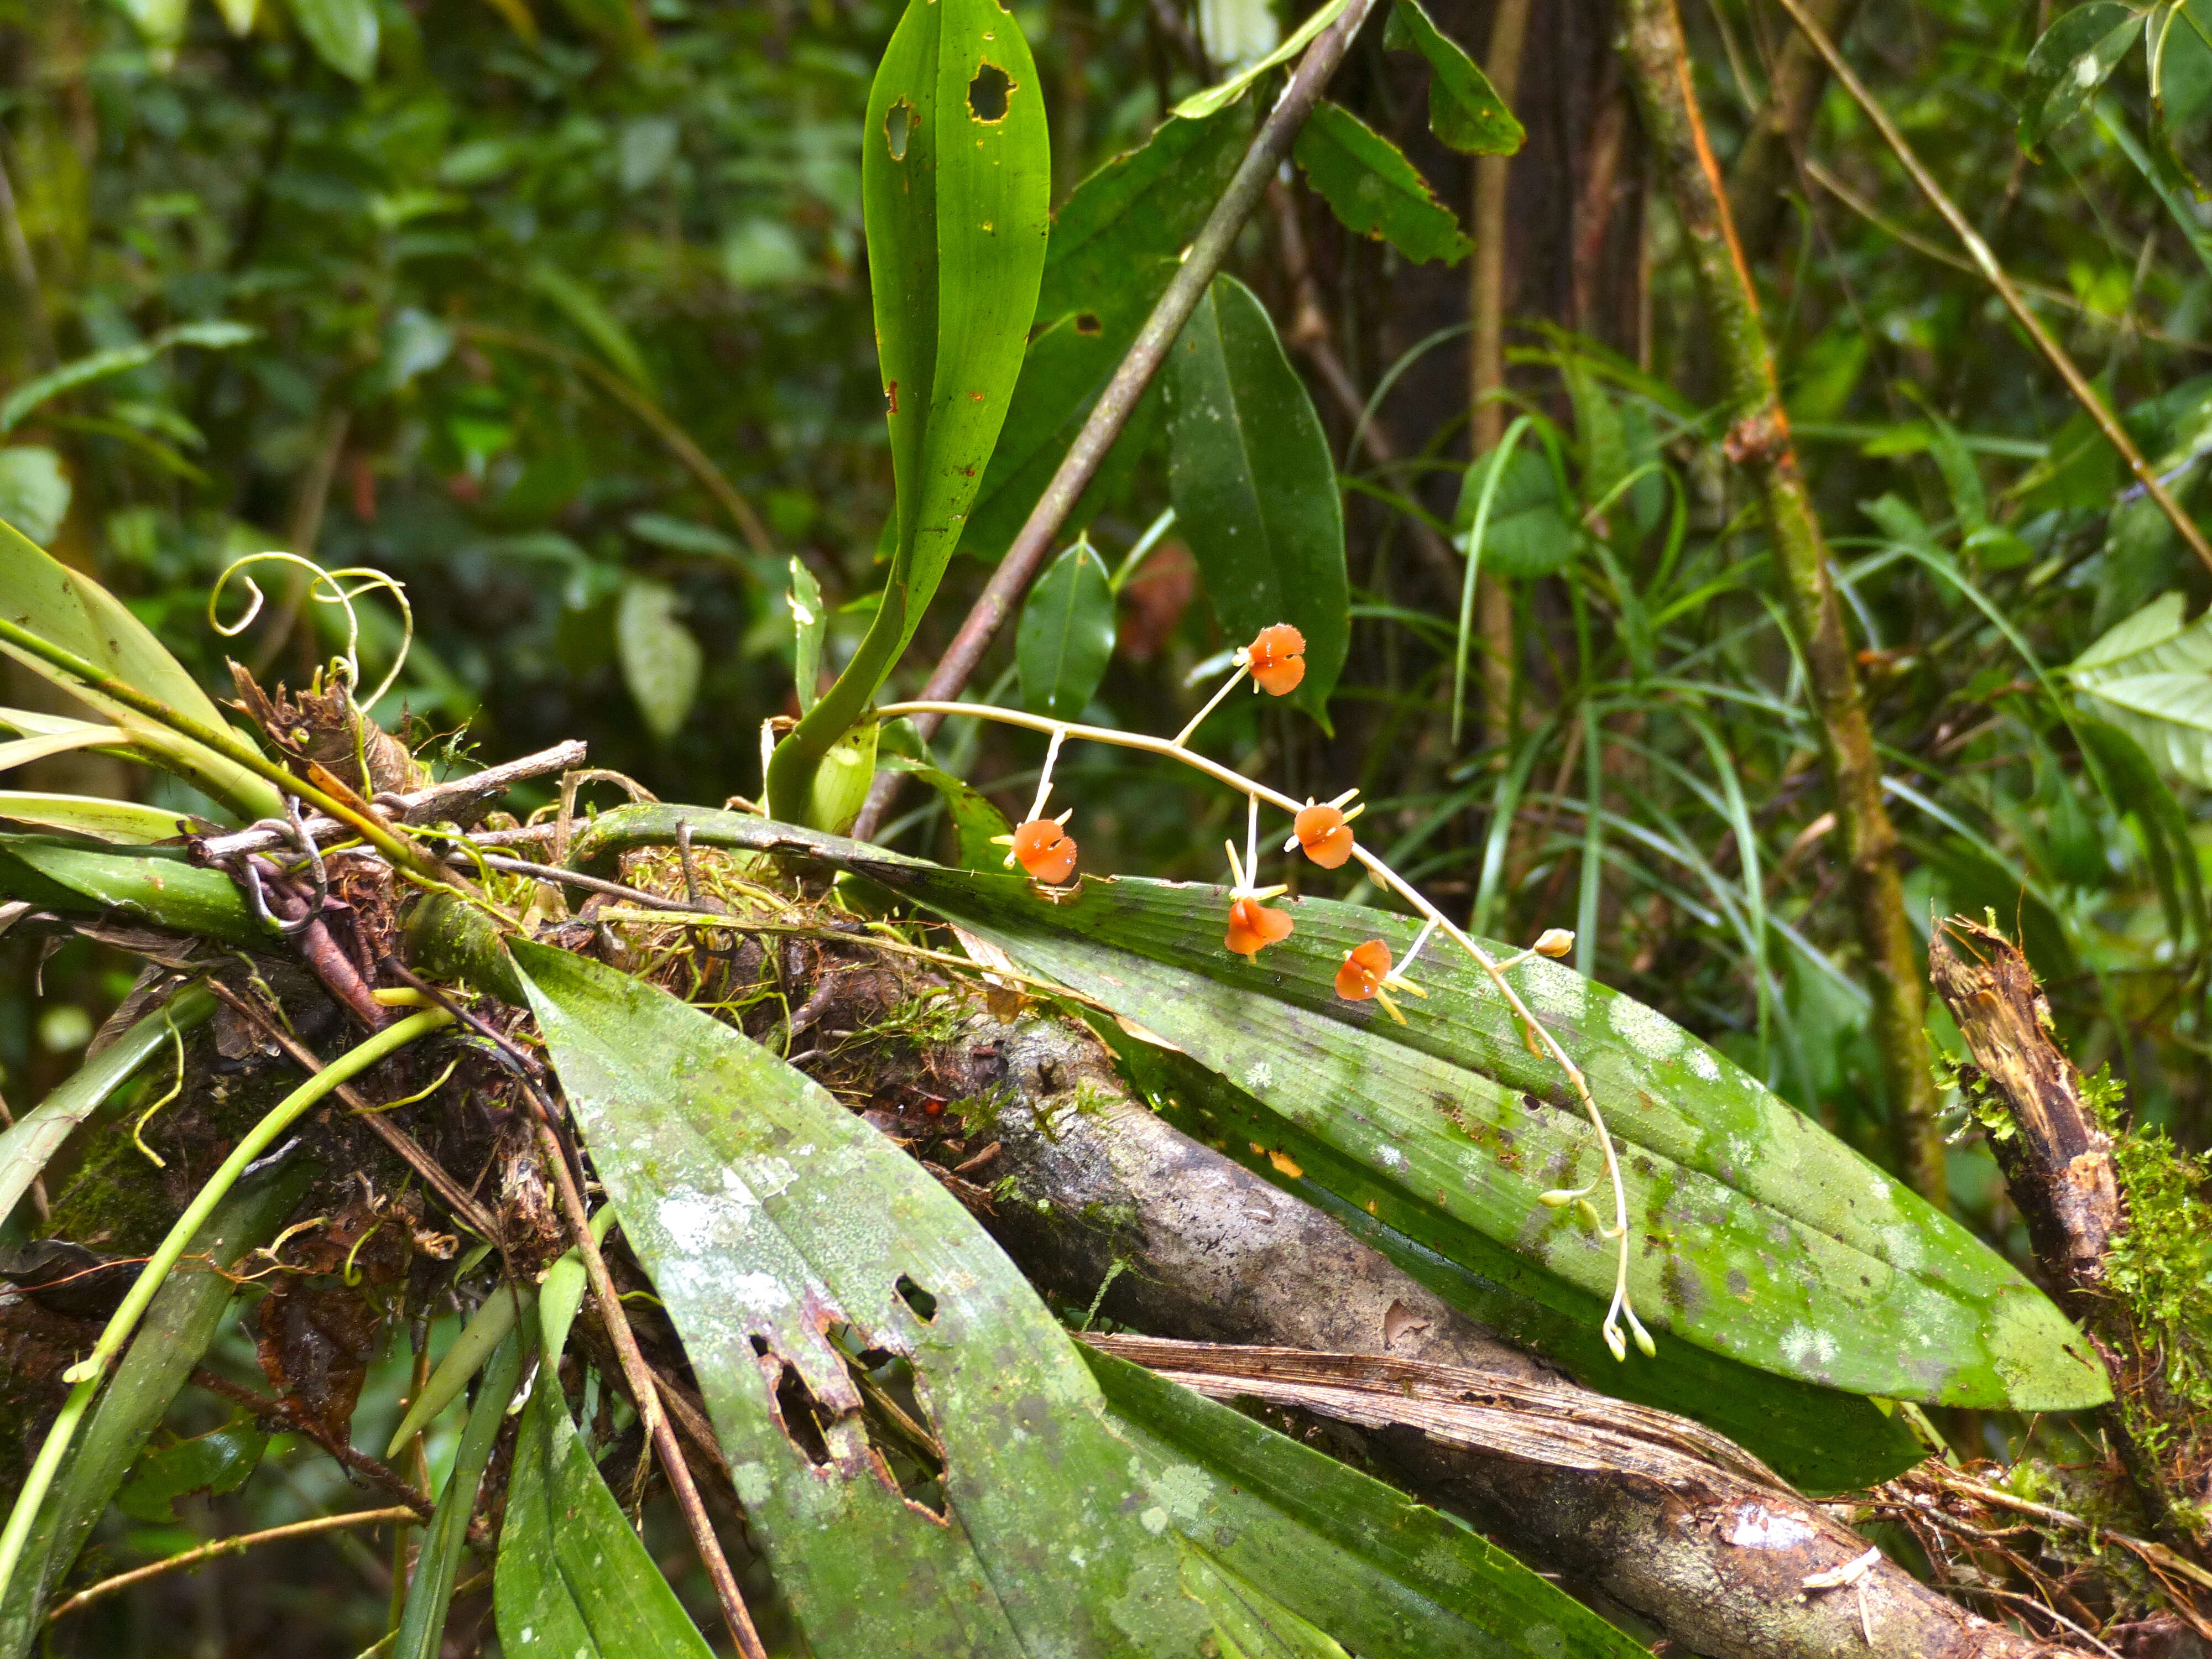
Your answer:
46,1507 -> 418,1620
1771,0 -> 2212,575
848,0 -> 1383,841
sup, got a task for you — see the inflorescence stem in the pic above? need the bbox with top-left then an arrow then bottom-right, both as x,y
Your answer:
872,698 -> 1649,1360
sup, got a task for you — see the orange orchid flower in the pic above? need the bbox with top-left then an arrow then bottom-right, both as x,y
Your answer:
1289,789 -> 1362,869
1226,895 -> 1294,959
1007,816 -> 1078,884
1245,624 -> 1306,696
1335,938 -> 1391,1000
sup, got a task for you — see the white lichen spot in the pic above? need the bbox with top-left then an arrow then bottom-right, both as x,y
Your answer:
1151,1461 -> 1214,1525
1780,1323 -> 1838,1370
1725,1503 -> 1819,1549
1520,959 -> 1587,1021
1140,1505 -> 1169,1536
1606,996 -> 1684,1060
730,1270 -> 792,1312
518,1629 -> 535,1647
1868,1176 -> 1890,1202
733,1461 -> 773,1507
1725,1134 -> 1756,1168
1687,1046 -> 1719,1082
1243,1060 -> 1277,1093
1375,1145 -> 1407,1171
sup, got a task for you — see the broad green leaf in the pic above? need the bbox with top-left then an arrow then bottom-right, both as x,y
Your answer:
0,518 -> 281,818
1085,1345 -> 1646,1657
0,791 -> 194,843
1383,0 -> 1526,155
0,837 -> 263,946
510,941 -> 1197,1653
114,0 -> 191,53
2076,714 -> 2207,939
1017,539 -> 1115,718
1292,102 -> 1470,266
789,557 -> 825,712
865,0 -> 1051,660
1455,444 -> 1577,577
287,0 -> 380,80
960,278 -> 1168,564
495,1374 -> 716,1659
1104,1022 -> 1919,1491
115,1420 -> 266,1524
1036,105 -> 1253,325
1181,1550 -> 1350,1659
1166,276 -> 1349,724
0,323 -> 256,436
808,719 -> 879,836
615,578 -> 703,741
880,758 -> 1017,871
396,1330 -> 529,1659
0,448 -> 69,546
1173,0 -> 1350,119
2018,2 -> 2143,149
2013,405 -> 2123,511
526,260 -> 655,394
0,1155 -> 314,1657
0,987 -> 216,1231
560,812 -> 2107,1416
2068,592 -> 2212,785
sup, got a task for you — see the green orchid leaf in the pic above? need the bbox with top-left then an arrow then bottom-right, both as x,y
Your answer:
1384,0 -> 1525,155
789,557 -> 826,712
1084,1344 -> 1648,1656
395,1329 -> 530,1659
495,1371 -> 716,1659
0,837 -> 262,946
510,940 -> 1200,1653
1166,276 -> 1349,725
0,791 -> 195,843
1018,539 -> 1117,719
2019,2 -> 2143,149
1292,101 -> 1470,266
0,518 -> 280,819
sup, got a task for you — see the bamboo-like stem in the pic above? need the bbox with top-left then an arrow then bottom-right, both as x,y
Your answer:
875,698 -> 1650,1359
0,1010 -> 454,1609
523,1107 -> 767,1659
1470,0 -> 1530,752
844,0 -> 1381,841
1768,0 -> 2212,576
47,1507 -> 419,1621
1615,0 -> 1948,1206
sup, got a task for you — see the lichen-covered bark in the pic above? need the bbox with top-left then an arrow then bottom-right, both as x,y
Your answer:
955,1005 -> 2056,1659
1616,0 -> 1945,1207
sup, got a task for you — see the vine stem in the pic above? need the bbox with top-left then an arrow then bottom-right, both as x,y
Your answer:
874,700 -> 1647,1358
1769,0 -> 2212,576
0,1009 -> 454,1609
847,0 -> 1382,841
46,1507 -> 420,1621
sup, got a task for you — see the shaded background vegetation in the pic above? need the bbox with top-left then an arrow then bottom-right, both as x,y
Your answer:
3,0 -> 2211,1647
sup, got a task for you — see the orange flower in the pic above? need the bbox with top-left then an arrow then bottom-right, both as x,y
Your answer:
1245,624 -> 1306,696
1335,938 -> 1391,1000
1294,803 -> 1356,869
1009,817 -> 1078,884
1225,895 -> 1294,959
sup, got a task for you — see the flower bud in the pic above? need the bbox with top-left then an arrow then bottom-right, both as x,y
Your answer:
1533,927 -> 1574,958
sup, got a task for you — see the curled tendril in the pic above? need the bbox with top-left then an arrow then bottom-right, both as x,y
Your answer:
208,553 -> 417,709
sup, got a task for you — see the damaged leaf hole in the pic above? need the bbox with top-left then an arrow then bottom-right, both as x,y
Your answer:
1074,312 -> 1102,336
750,1322 -> 950,1516
884,98 -> 914,160
895,1272 -> 937,1322
967,62 -> 1013,123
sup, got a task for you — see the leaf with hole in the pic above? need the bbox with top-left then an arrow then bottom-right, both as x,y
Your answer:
2018,2 -> 2144,149
512,940 -> 1199,1653
494,1368 -> 715,1659
1166,276 -> 1348,725
1384,0 -> 1526,155
1293,102 -> 1469,266
1018,540 -> 1116,719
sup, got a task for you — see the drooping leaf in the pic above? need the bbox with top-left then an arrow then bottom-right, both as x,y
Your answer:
495,1373 -> 717,1659
0,322 -> 255,436
0,518 -> 280,818
562,812 -> 2109,1418
1017,540 -> 1116,718
615,578 -> 703,741
1172,0 -> 1352,119
1103,1022 -> 1920,1491
286,0 -> 380,80
1455,444 -> 1577,577
1085,1344 -> 1647,1657
1166,275 -> 1349,724
0,791 -> 195,844
2068,591 -> 2212,786
0,987 -> 216,1230
510,941 -> 1197,1652
1036,105 -> 1253,325
0,448 -> 70,546
0,724 -> 130,774
879,758 -> 1016,872
2018,2 -> 2144,149
1383,0 -> 1526,155
0,1154 -> 315,1657
1292,102 -> 1470,266
0,837 -> 263,946
395,1329 -> 530,1659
